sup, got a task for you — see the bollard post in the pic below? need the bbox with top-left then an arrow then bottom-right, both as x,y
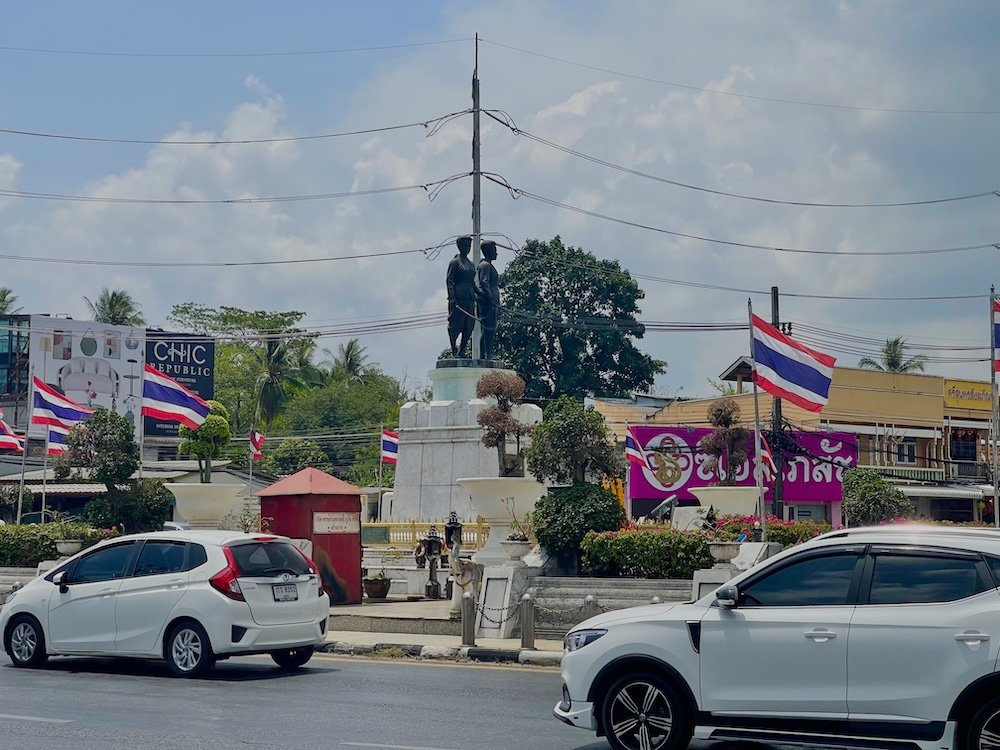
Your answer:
650,595 -> 661,604
461,591 -> 476,647
520,593 -> 535,650
583,594 -> 600,620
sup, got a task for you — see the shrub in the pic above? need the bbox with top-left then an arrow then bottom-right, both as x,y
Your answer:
580,529 -> 714,579
0,523 -> 118,567
842,467 -> 914,525
84,479 -> 173,533
712,514 -> 833,547
531,483 -> 626,566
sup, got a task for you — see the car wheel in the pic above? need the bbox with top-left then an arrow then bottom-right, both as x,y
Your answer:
600,671 -> 691,750
4,616 -> 48,668
271,646 -> 314,670
165,621 -> 216,677
965,696 -> 1000,750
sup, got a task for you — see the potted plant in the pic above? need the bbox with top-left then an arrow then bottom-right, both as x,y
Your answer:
48,509 -> 84,557
362,548 -> 401,600
498,496 -> 534,564
690,398 -> 764,517
475,371 -> 533,477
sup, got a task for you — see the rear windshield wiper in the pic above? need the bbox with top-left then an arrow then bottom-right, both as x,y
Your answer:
262,567 -> 303,577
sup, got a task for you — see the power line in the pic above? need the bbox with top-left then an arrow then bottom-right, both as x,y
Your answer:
481,37 -> 1000,116
0,38 -> 472,59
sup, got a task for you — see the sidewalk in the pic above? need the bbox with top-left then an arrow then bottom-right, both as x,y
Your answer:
319,597 -> 564,666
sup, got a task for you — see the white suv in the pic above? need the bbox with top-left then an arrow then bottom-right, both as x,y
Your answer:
1,530 -> 330,677
554,525 -> 1000,750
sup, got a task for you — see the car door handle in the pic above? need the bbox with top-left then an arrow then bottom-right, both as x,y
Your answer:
165,579 -> 186,590
804,629 -> 837,642
955,632 -> 990,644
99,588 -> 117,598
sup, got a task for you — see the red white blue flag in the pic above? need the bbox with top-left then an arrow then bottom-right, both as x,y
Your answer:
993,296 -> 1000,373
381,429 -> 399,464
752,315 -> 836,413
0,412 -> 23,452
760,432 -> 778,482
142,364 -> 211,431
31,377 -> 94,428
249,430 -> 265,461
47,424 -> 70,456
625,425 -> 654,473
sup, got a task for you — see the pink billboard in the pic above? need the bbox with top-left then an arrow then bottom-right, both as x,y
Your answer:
629,427 -> 858,512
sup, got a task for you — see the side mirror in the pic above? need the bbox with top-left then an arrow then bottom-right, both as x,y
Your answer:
716,585 -> 738,609
53,570 -> 69,594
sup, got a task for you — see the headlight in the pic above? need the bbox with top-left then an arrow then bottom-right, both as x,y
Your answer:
564,629 -> 607,652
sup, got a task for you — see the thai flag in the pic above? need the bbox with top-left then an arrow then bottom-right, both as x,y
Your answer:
993,297 -> 1000,373
47,424 -> 70,456
141,364 -> 211,431
249,430 -> 265,461
760,433 -> 778,482
31,377 -> 94,428
381,429 -> 399,464
0,413 -> 24,452
625,425 -> 654,473
752,315 -> 836,413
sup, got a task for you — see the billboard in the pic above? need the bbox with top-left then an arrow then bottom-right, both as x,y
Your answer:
144,331 -> 215,438
629,426 -> 859,516
28,316 -> 146,440
944,379 -> 994,411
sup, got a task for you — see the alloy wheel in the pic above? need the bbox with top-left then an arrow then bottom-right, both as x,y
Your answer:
10,622 -> 38,663
976,706 -> 1000,750
608,680 -> 674,750
171,628 -> 204,672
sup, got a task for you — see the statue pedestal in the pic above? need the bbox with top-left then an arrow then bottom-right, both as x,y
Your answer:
386,365 -> 542,522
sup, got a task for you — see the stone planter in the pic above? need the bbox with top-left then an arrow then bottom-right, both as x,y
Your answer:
499,539 -> 533,566
165,483 -> 246,530
362,577 -> 392,600
457,476 -> 546,567
708,541 -> 742,566
690,485 -> 768,518
55,540 -> 84,557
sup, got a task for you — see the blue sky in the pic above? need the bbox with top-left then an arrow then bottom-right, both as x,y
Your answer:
2,1 -> 999,401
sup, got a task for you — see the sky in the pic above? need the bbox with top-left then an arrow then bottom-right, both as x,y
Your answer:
2,1 -> 998,402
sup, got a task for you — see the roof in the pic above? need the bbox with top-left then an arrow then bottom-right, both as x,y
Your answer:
23,483 -> 107,496
255,467 -> 361,497
896,485 -> 983,500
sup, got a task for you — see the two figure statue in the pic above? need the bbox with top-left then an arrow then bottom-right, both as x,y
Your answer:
446,236 -> 499,360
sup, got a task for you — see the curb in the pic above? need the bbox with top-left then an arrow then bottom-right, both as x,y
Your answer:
317,641 -> 562,666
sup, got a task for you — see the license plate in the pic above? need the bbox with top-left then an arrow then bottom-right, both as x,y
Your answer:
272,584 -> 298,602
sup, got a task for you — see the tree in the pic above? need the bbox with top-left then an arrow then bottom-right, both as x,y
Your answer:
494,236 -> 666,402
261,438 -> 333,476
525,395 -> 626,485
327,339 -> 370,382
476,371 -> 533,477
0,287 -> 22,314
841,467 -> 914,525
83,288 -> 145,326
56,409 -> 139,489
178,401 -> 233,483
531,483 -> 626,571
85,479 -> 173,534
251,338 -> 307,430
858,337 -> 927,373
698,398 -> 749,486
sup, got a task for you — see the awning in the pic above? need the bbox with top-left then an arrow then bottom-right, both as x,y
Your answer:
897,485 -> 983,501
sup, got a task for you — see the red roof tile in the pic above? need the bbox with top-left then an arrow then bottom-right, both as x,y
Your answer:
254,467 -> 362,497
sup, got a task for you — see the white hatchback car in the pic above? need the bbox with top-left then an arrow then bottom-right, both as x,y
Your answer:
555,525 -> 1000,750
1,530 -> 330,677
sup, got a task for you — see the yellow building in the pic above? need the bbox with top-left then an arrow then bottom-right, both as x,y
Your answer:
592,360 -> 996,525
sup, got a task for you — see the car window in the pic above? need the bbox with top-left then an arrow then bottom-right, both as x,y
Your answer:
868,554 -> 992,604
188,543 -> 207,570
228,541 -> 311,577
741,553 -> 860,607
133,541 -> 187,577
71,543 -> 135,584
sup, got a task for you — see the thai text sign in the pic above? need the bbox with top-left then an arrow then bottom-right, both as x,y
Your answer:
629,427 -> 858,503
944,379 -> 993,411
313,512 -> 360,535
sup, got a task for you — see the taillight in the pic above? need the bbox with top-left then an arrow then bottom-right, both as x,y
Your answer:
210,547 -> 245,602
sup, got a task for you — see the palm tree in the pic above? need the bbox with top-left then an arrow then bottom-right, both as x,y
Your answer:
329,338 -> 370,382
858,337 -> 927,373
251,339 -> 306,430
83,288 -> 145,326
0,287 -> 21,314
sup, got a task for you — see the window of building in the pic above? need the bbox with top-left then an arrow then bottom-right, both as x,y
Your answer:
890,439 -> 917,464
950,429 -> 979,462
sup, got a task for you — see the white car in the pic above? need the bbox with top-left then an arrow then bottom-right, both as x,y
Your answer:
555,525 -> 1000,750
1,530 -> 330,677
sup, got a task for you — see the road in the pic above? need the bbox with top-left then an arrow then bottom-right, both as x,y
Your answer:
0,651 -> 816,750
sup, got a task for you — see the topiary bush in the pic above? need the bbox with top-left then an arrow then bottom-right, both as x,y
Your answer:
580,528 -> 714,579
531,483 -> 626,571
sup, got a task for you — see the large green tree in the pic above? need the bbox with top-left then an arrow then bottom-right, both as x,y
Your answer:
261,438 -> 333,477
841,467 -> 914,525
858,337 -> 927,373
55,408 -> 139,489
525,395 -> 626,485
494,236 -> 665,402
84,288 -> 145,326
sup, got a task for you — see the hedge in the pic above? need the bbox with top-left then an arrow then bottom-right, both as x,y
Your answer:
580,529 -> 715,579
0,523 -> 119,568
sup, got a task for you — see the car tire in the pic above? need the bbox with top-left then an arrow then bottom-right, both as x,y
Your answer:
4,616 -> 48,668
165,621 -> 216,677
965,696 -> 1000,750
600,671 -> 691,750
271,646 -> 314,670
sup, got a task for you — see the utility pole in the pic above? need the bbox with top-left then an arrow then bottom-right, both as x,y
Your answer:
771,286 -> 784,520
470,34 -> 483,359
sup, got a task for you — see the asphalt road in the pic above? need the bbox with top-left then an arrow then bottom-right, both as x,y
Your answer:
0,651 -> 813,750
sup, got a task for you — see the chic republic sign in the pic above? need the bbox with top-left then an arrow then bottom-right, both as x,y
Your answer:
629,426 -> 858,503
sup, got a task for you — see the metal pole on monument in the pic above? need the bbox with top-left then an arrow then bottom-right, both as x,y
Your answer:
747,298 -> 768,543
41,431 -> 48,523
770,286 -> 783,520
470,32 -> 483,360
991,284 -> 998,529
15,365 -> 34,524
137,346 -> 146,482
247,429 -> 254,504
377,423 -> 384,520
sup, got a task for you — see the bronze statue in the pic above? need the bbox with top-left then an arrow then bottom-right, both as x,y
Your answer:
446,236 -> 476,358
476,240 -> 500,361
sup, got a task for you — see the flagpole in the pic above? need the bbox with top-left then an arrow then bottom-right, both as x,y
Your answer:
41,432 -> 49,523
247,431 -> 254,503
991,285 -> 998,529
377,424 -> 384,521
137,348 -> 146,482
748,298 -> 767,543
16,367 -> 34,524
